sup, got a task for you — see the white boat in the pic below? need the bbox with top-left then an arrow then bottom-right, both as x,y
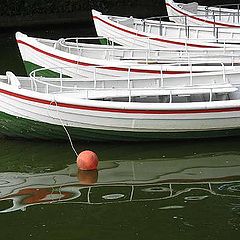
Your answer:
92,9 -> 240,49
1,68 -> 240,141
16,31 -> 240,78
165,0 -> 240,28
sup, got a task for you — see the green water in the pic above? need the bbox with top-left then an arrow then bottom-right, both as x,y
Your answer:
0,138 -> 240,239
0,26 -> 240,239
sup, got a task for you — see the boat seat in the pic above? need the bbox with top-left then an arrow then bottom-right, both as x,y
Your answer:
53,38 -> 64,50
6,71 -> 21,89
67,83 -> 238,99
166,84 -> 238,95
117,17 -> 134,28
178,2 -> 198,14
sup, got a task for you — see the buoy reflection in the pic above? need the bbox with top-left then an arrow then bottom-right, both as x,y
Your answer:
77,170 -> 98,185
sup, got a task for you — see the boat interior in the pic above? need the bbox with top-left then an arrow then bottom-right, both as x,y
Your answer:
179,2 -> 240,22
33,36 -> 240,65
107,11 -> 240,43
1,70 -> 240,104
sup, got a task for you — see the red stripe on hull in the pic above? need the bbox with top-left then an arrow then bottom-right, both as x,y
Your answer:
92,15 -> 219,48
1,88 -> 240,115
17,39 -> 194,75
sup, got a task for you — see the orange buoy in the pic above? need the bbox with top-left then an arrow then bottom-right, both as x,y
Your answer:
76,150 -> 99,171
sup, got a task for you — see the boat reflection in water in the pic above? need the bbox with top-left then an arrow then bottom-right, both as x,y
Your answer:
0,145 -> 240,213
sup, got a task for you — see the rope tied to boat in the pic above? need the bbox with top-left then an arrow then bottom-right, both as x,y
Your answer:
49,98 -> 78,157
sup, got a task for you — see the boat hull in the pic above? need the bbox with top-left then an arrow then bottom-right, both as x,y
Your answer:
16,32 -> 240,79
2,109 -> 240,141
2,73 -> 240,141
16,33 -> 192,78
92,10 -> 240,49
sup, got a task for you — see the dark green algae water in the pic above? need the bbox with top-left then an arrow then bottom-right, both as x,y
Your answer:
1,137 -> 240,240
0,26 -> 240,240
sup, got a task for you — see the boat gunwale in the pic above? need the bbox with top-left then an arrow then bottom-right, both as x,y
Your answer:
165,0 -> 240,28
16,31 -> 240,71
92,10 -> 235,49
1,76 -> 240,113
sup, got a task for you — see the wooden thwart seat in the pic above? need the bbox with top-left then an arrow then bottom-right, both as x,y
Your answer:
70,83 -> 238,100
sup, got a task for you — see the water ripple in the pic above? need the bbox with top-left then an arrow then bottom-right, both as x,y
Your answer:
102,193 -> 125,200
184,195 -> 209,201
158,205 -> 185,210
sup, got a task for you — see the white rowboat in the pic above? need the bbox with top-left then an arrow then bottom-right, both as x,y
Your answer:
92,9 -> 240,49
1,68 -> 240,141
16,32 -> 240,78
165,0 -> 240,28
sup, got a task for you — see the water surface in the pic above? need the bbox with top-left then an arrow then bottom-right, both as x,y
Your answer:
0,26 -> 240,240
0,138 -> 240,239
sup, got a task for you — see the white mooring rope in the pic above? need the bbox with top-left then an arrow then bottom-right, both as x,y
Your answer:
49,98 -> 78,157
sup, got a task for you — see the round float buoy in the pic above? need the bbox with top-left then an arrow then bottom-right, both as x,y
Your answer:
76,150 -> 99,171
